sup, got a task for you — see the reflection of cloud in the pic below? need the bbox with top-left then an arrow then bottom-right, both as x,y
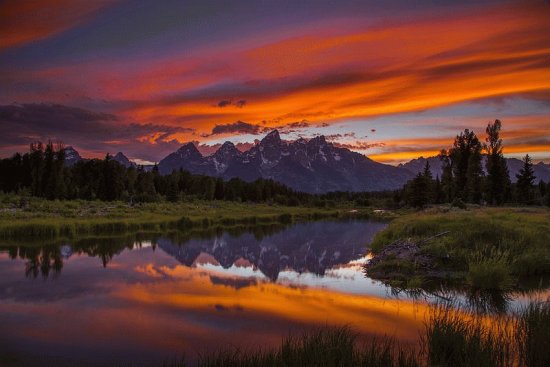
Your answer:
134,264 -> 166,278
210,275 -> 257,290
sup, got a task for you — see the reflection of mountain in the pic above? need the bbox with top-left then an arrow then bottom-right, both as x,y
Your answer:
158,220 -> 387,281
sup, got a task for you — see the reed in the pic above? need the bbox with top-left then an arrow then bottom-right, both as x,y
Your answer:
163,301 -> 550,367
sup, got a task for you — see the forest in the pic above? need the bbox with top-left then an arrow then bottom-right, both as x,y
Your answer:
399,120 -> 550,208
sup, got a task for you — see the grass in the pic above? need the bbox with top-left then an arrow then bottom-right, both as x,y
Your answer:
368,206 -> 550,291
517,301 -> 550,367
163,301 -> 550,367
195,327 -> 419,367
0,193 -> 376,240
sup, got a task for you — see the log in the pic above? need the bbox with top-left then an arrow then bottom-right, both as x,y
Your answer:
418,231 -> 451,245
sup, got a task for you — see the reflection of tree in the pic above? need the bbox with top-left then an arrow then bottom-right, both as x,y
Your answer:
8,245 -> 65,279
465,290 -> 511,314
80,241 -> 131,268
1,236 -> 139,278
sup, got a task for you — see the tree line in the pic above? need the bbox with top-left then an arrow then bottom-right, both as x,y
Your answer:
0,141 -> 318,205
400,120 -> 550,208
0,119 -> 548,208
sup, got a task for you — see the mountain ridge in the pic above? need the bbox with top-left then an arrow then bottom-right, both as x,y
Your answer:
61,133 -> 550,193
158,129 -> 414,193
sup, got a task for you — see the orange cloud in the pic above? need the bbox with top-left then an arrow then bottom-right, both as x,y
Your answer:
3,1 -> 549,162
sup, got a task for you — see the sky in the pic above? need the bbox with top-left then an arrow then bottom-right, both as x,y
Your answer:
1,0 -> 549,165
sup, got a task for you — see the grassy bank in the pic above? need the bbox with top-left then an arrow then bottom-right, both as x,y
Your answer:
0,194 -> 373,240
366,207 -> 550,291
165,301 -> 550,367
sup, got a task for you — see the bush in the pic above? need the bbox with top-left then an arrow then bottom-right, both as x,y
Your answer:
467,258 -> 513,291
451,198 -> 467,209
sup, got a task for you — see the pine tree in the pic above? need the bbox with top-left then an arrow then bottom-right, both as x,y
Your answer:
406,173 -> 428,208
449,129 -> 482,201
516,154 -> 536,204
484,119 -> 510,205
54,143 -> 67,198
439,150 -> 454,203
466,147 -> 483,203
422,160 -> 434,203
538,180 -> 547,201
434,176 -> 443,204
166,175 -> 179,202
42,141 -> 56,199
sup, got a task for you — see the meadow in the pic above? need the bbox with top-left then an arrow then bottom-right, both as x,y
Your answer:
0,194 -> 374,240
368,206 -> 550,292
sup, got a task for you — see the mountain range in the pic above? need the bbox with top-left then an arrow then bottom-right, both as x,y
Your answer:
63,130 -> 550,193
157,130 -> 413,193
65,147 -> 136,169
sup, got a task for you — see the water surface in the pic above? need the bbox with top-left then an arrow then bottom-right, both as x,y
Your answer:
0,220 -> 546,366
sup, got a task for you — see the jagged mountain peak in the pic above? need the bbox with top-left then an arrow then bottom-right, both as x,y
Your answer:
112,152 -> 135,168
158,130 -> 414,192
261,129 -> 281,144
213,141 -> 241,160
64,146 -> 82,166
176,142 -> 202,158
217,141 -> 237,153
308,135 -> 328,146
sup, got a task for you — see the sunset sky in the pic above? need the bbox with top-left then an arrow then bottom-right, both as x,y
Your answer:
1,0 -> 549,164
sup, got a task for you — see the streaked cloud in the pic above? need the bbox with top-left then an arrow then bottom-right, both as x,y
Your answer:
0,103 -> 193,161
0,0 -> 115,50
1,0 -> 549,163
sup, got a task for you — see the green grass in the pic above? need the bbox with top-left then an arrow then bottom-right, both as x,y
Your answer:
368,206 -> 550,291
0,194 -> 376,240
163,301 -> 550,367
195,327 -> 419,367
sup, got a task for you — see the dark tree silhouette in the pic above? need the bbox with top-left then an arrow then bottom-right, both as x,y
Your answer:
485,119 -> 510,205
516,154 -> 536,204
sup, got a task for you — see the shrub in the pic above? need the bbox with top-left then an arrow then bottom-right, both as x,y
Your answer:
467,258 -> 513,291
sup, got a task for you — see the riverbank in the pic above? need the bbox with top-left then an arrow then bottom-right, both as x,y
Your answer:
366,206 -> 550,292
0,194 -> 375,240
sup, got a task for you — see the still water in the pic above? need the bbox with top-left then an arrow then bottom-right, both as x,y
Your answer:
0,220 -> 546,366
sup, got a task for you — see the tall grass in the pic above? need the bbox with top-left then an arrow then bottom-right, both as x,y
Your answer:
164,301 -> 550,367
516,301 -> 550,367
196,327 -> 418,367
423,306 -> 515,367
